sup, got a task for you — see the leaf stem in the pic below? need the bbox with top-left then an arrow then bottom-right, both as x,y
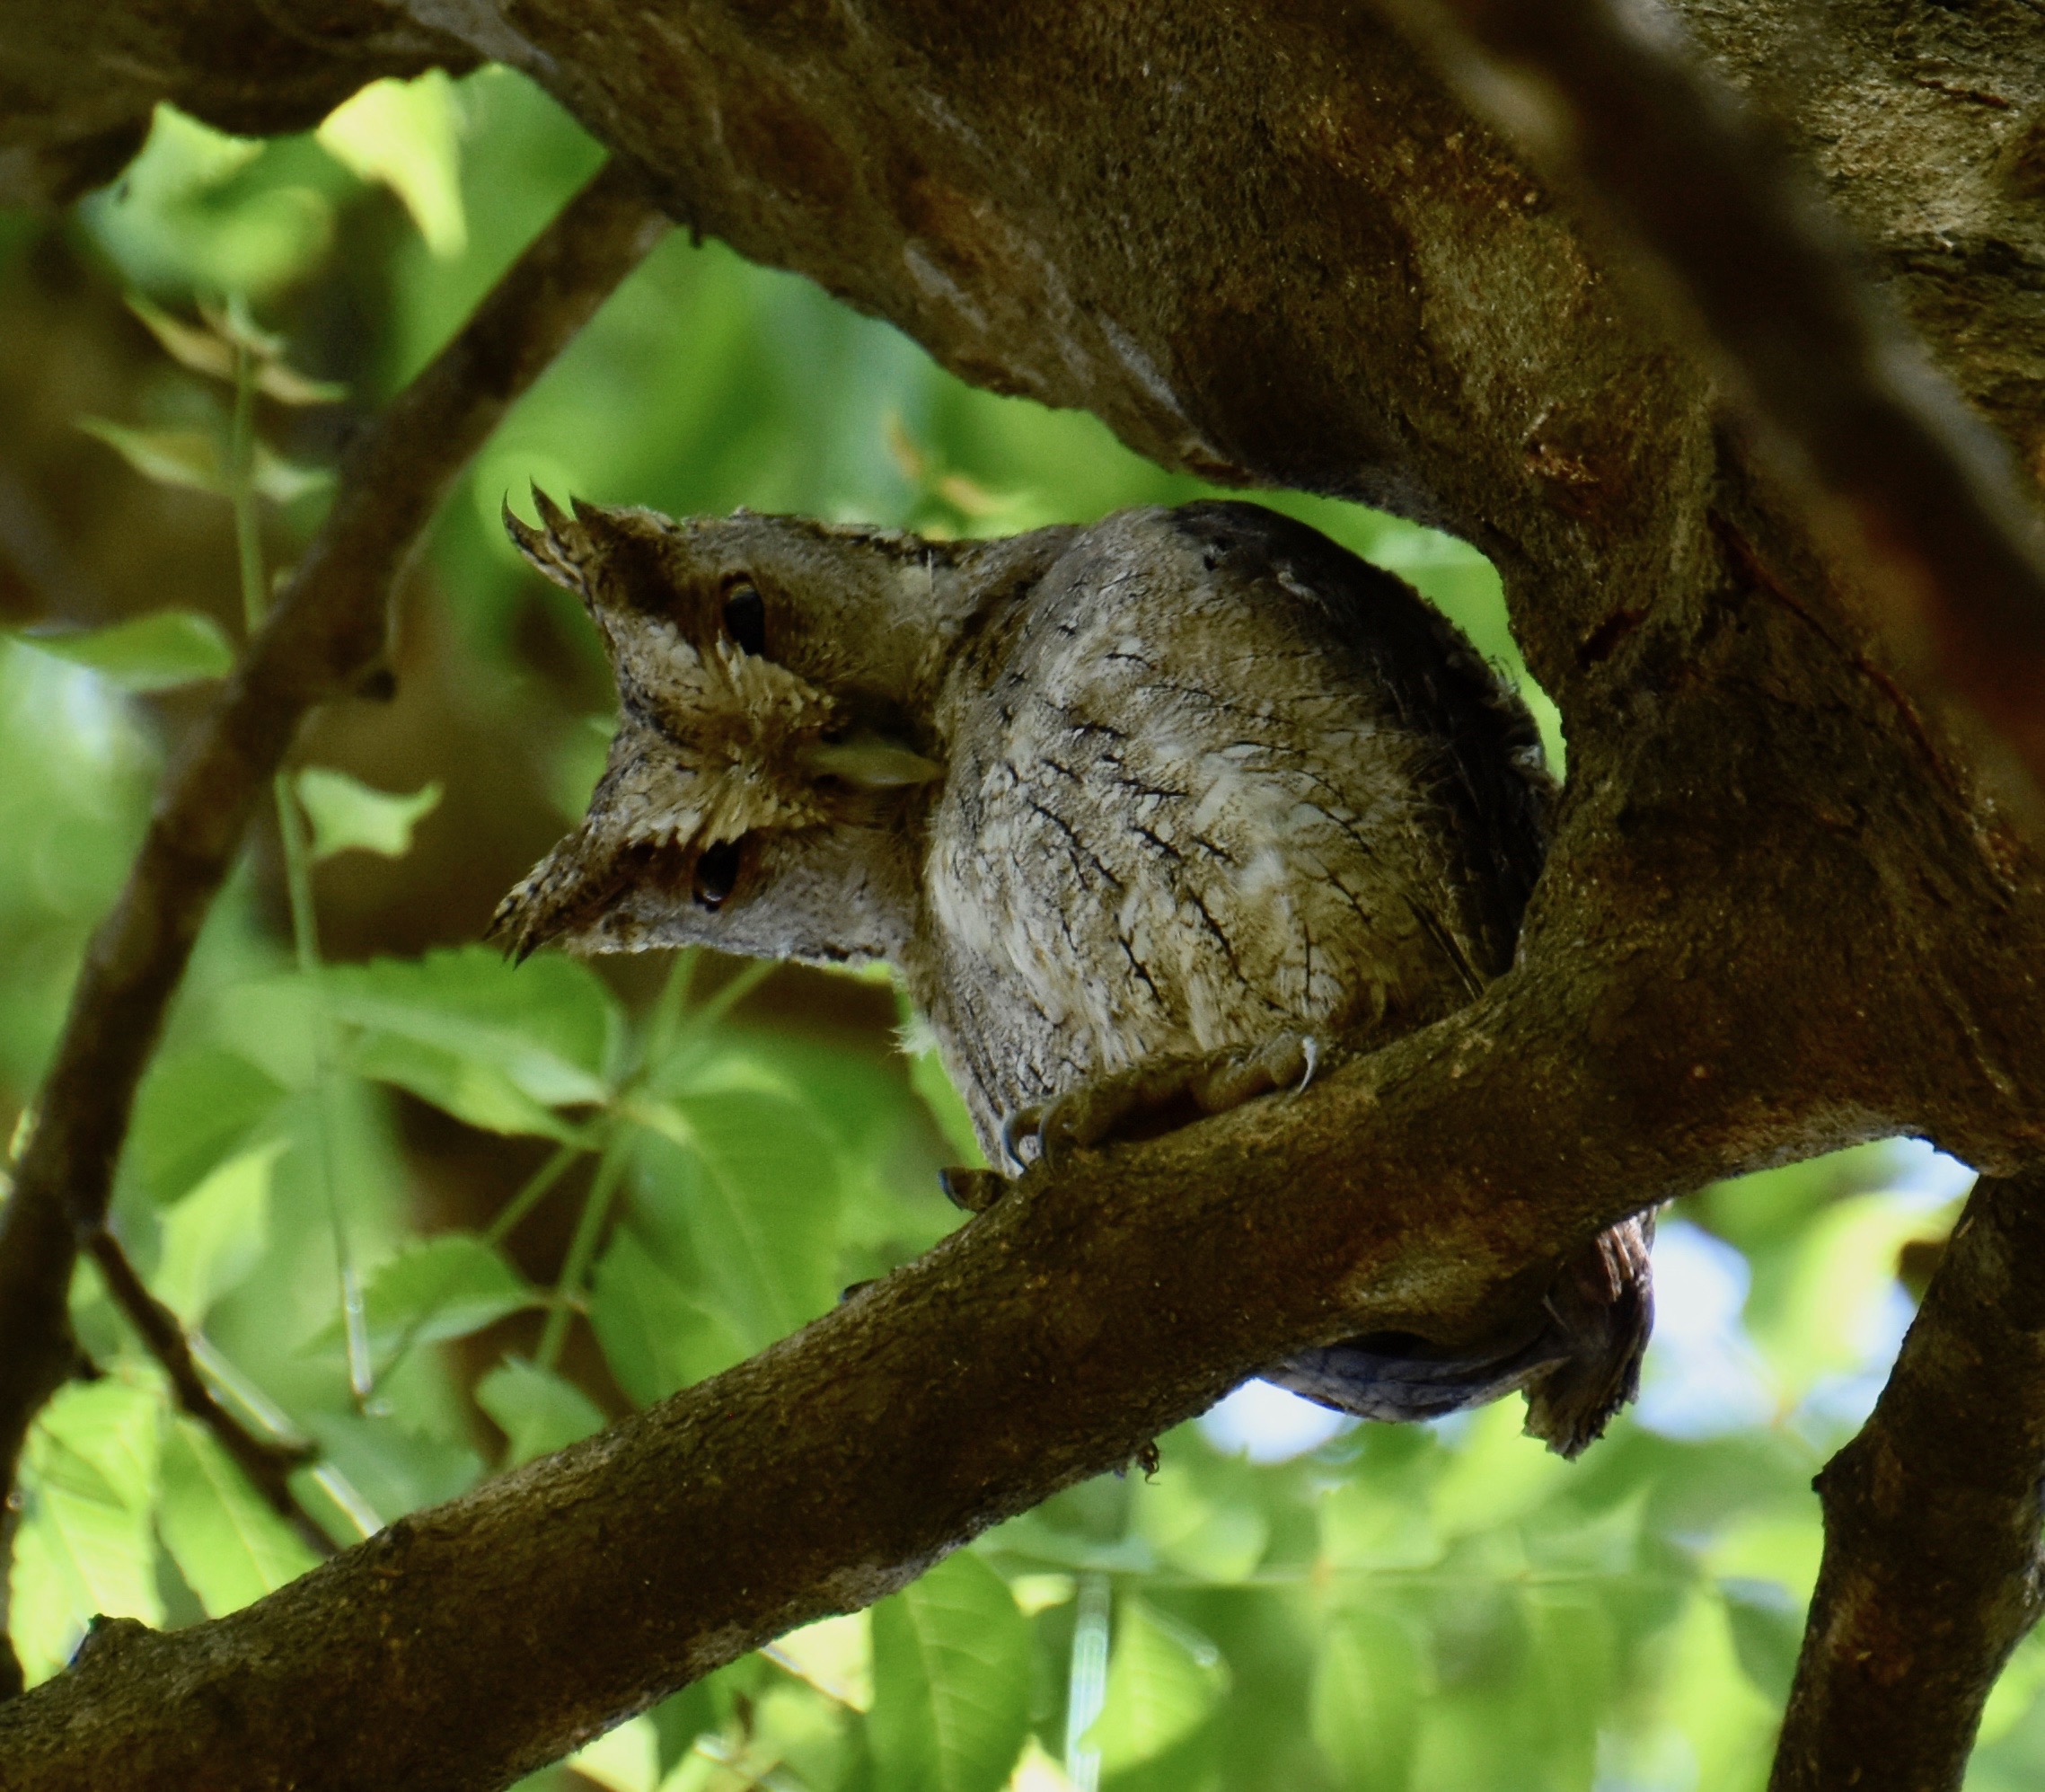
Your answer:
536,1134 -> 629,1373
229,327 -> 371,1403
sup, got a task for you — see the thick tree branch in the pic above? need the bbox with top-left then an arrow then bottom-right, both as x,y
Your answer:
1378,0 -> 2045,793
7,3 -> 2045,1784
1771,1168 -> 2045,1790
0,915 -> 1908,1789
0,156 -> 668,1693
6,552 -> 2045,1779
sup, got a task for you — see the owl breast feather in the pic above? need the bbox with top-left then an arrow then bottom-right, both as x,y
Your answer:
919,503 -> 1526,1146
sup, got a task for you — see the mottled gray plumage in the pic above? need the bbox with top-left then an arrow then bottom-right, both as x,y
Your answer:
494,494 -> 1650,1454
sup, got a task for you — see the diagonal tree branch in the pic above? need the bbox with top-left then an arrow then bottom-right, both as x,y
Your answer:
1374,0 -> 2045,791
1771,1167 -> 2045,1791
83,1231 -> 330,1560
0,154 -> 670,1697
0,922 -> 1904,1791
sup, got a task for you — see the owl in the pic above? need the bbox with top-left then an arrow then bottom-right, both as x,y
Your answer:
494,493 -> 1651,1456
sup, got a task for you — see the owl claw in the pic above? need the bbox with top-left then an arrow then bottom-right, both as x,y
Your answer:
998,1108 -> 1037,1175
939,1167 -> 1008,1214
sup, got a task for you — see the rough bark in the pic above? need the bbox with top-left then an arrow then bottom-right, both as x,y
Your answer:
1771,1169 -> 2045,1791
1,0 -> 2044,1788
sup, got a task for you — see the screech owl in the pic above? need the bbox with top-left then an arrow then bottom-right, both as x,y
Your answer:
494,494 -> 1652,1456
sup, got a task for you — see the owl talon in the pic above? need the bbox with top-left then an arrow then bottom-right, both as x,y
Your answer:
1295,1036 -> 1320,1096
939,1167 -> 1009,1214
998,1108 -> 1039,1174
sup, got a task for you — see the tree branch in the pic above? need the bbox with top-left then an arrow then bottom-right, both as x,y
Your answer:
6,4 -> 2045,1785
83,1231 -> 331,1561
0,922 -> 1890,1790
0,156 -> 669,1695
1374,0 -> 2045,791
1770,1168 -> 2045,1790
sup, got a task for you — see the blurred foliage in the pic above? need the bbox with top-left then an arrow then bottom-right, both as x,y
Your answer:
0,65 -> 2032,1792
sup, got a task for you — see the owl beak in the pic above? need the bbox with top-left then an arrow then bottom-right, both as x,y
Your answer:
800,732 -> 944,789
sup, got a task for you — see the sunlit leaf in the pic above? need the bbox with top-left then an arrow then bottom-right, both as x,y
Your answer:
156,1417 -> 318,1616
295,766 -> 443,863
9,1381 -> 163,1685
567,1714 -> 662,1792
1133,1470 -> 1268,1584
307,1232 -> 539,1360
129,1046 -> 288,1205
1748,1190 -> 1927,1404
124,293 -> 235,382
1085,1596 -> 1229,1776
551,711 -> 615,822
252,441 -> 333,504
892,991 -> 984,1166
770,1611 -> 874,1713
475,1356 -> 605,1467
1311,1610 -> 1424,1792
77,417 -> 228,496
126,295 -> 347,404
9,608 -> 235,694
1319,1477 -> 1444,1573
1427,1400 -> 1570,1537
588,1226 -> 743,1405
1718,1577 -> 1804,1704
301,1409 -> 480,1523
154,1138 -> 287,1325
319,946 -> 621,1137
628,1090 -> 842,1353
869,1551 -> 1032,1792
318,71 -> 468,259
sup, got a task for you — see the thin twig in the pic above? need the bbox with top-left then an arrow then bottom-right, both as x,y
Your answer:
84,1231 -> 332,1561
0,156 -> 668,1695
1770,1169 -> 2045,1791
1378,0 -> 2045,792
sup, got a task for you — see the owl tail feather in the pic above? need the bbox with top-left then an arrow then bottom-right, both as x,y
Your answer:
1262,1213 -> 1654,1459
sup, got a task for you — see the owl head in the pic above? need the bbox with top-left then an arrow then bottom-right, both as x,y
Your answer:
490,490 -> 956,967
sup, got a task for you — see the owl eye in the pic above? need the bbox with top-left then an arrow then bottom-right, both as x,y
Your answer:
692,837 -> 743,910
721,581 -> 767,657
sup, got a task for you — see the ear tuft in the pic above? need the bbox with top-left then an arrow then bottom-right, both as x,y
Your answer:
504,485 -> 588,594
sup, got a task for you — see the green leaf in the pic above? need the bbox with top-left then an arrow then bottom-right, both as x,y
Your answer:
77,416 -> 228,495
318,946 -> 622,1138
565,1715 -> 663,1792
307,1232 -> 539,1361
771,1611 -> 874,1712
125,295 -> 345,404
295,766 -> 442,863
10,1382 -> 164,1686
156,1417 -> 318,1616
1085,1597 -> 1230,1776
124,293 -> 235,382
318,71 -> 468,259
587,1227 -> 742,1405
895,993 -> 984,1166
628,1090 -> 842,1352
128,1046 -> 288,1205
1133,1471 -> 1268,1584
13,609 -> 234,693
869,1552 -> 1032,1792
1310,1611 -> 1423,1792
1719,1577 -> 1805,1704
154,1139 -> 286,1325
77,417 -> 326,506
251,441 -> 332,504
475,1357 -> 605,1467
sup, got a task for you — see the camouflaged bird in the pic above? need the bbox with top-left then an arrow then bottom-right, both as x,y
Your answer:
494,493 -> 1652,1455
